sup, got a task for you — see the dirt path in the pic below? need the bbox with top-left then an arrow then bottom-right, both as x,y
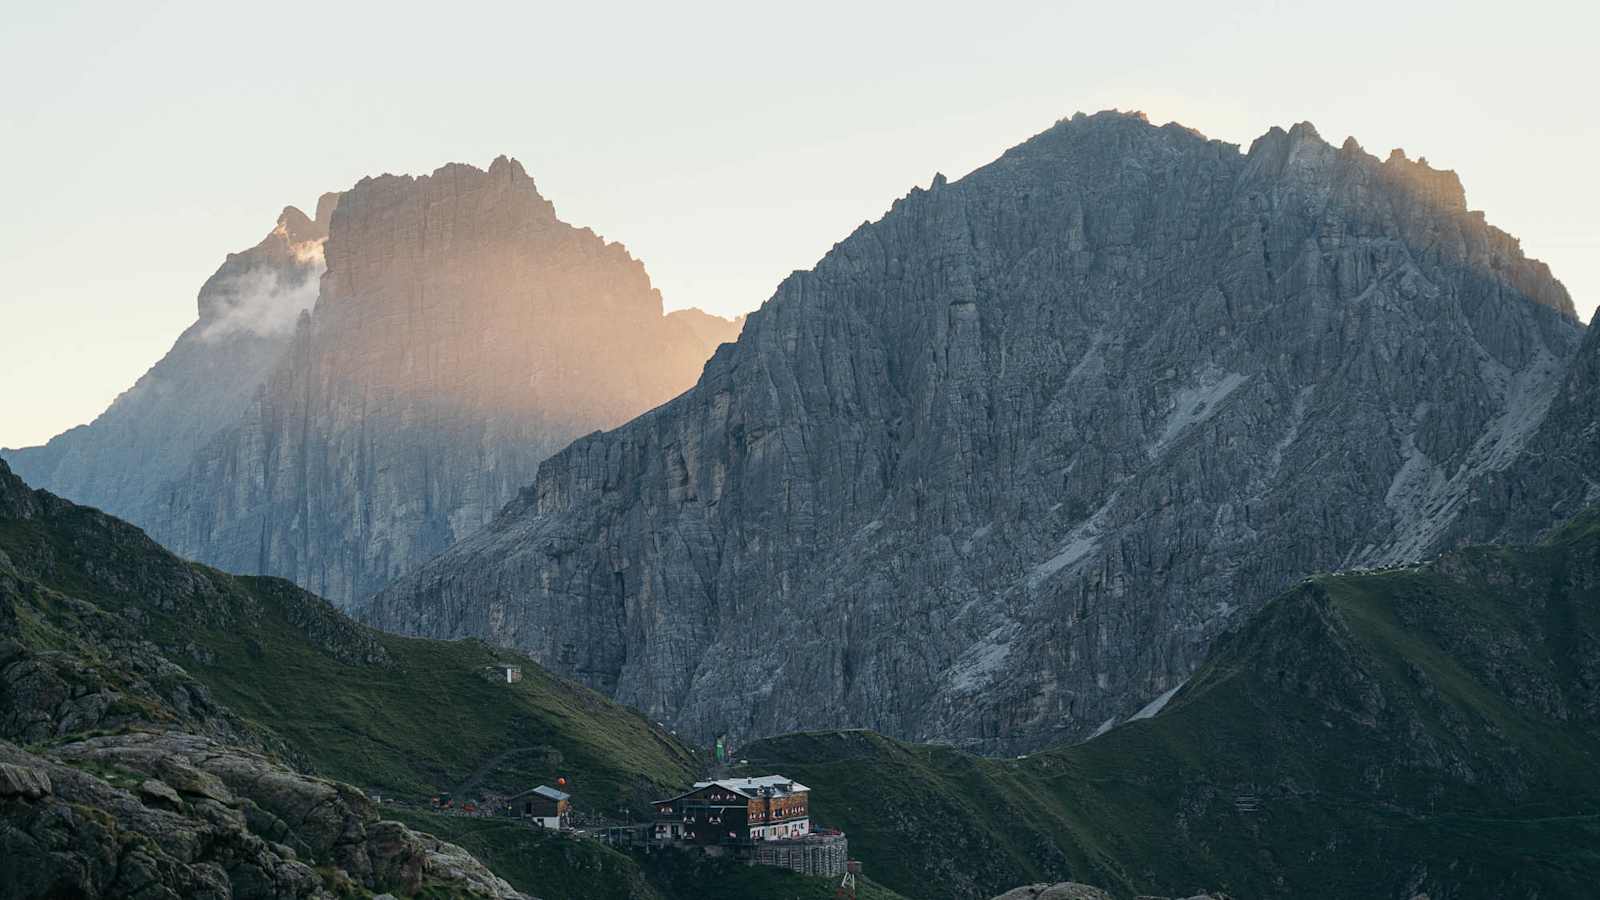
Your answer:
453,746 -> 544,797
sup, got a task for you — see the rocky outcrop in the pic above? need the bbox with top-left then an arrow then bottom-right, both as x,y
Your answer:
990,883 -> 1117,900
0,734 -> 528,899
666,307 -> 746,348
365,112 -> 1588,753
3,196 -> 337,525
148,157 -> 739,607
0,458 -> 537,898
990,886 -> 1226,900
1442,315 -> 1600,546
2,454 -> 380,764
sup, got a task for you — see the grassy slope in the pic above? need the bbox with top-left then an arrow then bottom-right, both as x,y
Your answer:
0,465 -> 912,898
742,515 -> 1600,899
198,587 -> 694,809
0,490 -> 697,813
386,809 -> 662,900
9,464 -> 1598,898
390,808 -> 910,900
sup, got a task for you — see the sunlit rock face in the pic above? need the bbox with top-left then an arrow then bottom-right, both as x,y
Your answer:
2,196 -> 337,525
364,112 -> 1587,754
150,157 -> 740,607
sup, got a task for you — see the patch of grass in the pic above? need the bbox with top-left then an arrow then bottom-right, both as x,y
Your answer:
388,809 -> 660,900
197,605 -> 697,808
389,809 -> 910,900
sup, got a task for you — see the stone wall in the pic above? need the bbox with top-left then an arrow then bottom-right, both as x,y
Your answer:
752,832 -> 848,877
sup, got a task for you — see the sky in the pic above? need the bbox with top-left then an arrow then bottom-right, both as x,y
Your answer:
1,0 -> 1595,449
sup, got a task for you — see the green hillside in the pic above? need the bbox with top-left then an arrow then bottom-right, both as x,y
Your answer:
742,513 -> 1600,899
386,809 -> 662,900
0,469 -> 697,812
390,808 -> 911,900
7,456 -> 1598,899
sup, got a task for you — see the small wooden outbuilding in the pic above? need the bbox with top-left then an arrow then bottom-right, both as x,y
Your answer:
506,784 -> 571,829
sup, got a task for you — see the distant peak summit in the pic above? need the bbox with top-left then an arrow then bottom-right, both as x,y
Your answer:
277,205 -> 314,235
314,191 -> 339,227
1380,145 -> 1468,212
350,157 -> 547,210
0,448 -> 41,520
195,191 -> 338,332
487,153 -> 532,183
426,155 -> 537,187
1069,108 -> 1150,124
1287,120 -> 1321,141
275,191 -> 339,246
329,156 -> 561,280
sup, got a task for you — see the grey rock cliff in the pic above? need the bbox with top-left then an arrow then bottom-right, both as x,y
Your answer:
364,112 -> 1588,753
3,196 -> 337,524
1442,313 -> 1600,546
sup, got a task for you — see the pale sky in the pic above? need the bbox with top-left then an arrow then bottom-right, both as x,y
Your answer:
2,0 -> 1595,449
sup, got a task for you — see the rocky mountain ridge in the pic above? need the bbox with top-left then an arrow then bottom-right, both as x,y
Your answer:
4,158 -> 742,608
3,194 -> 338,526
364,111 -> 1591,754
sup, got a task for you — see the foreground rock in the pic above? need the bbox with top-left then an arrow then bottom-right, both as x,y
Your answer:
991,885 -> 1116,900
366,111 -> 1590,753
0,458 -> 632,898
990,884 -> 1228,900
0,733 -> 528,899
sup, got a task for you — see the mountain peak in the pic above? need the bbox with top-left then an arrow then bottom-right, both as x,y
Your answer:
148,156 -> 750,607
277,204 -> 314,236
276,192 -> 340,245
368,109 -> 1588,757
1287,119 -> 1321,141
1233,122 -> 1573,320
487,153 -> 531,183
0,457 -> 40,520
313,190 -> 339,226
348,157 -> 549,214
1070,108 -> 1151,124
1380,145 -> 1467,211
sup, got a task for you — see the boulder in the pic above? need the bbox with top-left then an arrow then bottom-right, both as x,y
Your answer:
0,761 -> 51,799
